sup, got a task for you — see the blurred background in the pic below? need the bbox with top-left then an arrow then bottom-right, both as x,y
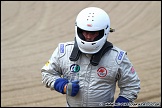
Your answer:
1,1 -> 161,107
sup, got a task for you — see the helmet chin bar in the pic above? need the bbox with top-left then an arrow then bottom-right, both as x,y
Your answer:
81,41 -> 96,45
77,37 -> 106,54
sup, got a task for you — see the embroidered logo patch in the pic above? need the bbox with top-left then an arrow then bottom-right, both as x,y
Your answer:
118,51 -> 124,60
97,67 -> 108,78
70,64 -> 80,73
130,66 -> 135,74
60,44 -> 64,53
87,24 -> 92,27
45,61 -> 50,66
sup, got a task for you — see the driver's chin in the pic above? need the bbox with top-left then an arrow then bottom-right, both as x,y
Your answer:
85,39 -> 94,42
86,40 -> 93,42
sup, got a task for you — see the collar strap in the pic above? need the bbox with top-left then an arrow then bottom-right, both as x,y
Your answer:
69,38 -> 113,66
69,38 -> 81,61
90,41 -> 113,66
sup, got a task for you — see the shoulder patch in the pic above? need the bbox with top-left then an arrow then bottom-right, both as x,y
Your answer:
58,43 -> 66,57
58,41 -> 75,58
116,50 -> 126,64
60,44 -> 65,53
112,46 -> 127,64
118,51 -> 124,60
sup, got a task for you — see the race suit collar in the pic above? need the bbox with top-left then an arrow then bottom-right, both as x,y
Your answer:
69,38 -> 113,66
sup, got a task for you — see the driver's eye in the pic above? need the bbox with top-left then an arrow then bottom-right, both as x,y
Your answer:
83,31 -> 97,35
89,32 -> 96,35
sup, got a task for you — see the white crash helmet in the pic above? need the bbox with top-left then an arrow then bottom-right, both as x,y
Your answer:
75,7 -> 110,54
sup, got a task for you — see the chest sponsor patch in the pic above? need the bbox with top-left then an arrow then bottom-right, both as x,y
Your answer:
97,67 -> 108,78
70,64 -> 80,73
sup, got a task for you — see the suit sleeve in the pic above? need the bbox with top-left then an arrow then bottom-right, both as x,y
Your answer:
117,54 -> 140,102
41,47 -> 62,90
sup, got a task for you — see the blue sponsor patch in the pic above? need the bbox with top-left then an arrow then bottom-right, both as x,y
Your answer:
118,51 -> 124,60
60,44 -> 64,53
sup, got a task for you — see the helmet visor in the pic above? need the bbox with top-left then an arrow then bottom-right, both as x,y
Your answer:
77,27 -> 104,42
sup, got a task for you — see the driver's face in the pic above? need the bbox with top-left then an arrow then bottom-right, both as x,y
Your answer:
82,31 -> 99,42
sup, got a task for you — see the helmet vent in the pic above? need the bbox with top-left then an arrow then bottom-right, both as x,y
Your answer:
92,43 -> 96,45
106,25 -> 109,29
81,41 -> 85,44
87,13 -> 95,21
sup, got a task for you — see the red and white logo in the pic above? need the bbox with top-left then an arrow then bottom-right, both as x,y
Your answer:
97,67 -> 108,78
130,66 -> 135,74
87,24 -> 92,27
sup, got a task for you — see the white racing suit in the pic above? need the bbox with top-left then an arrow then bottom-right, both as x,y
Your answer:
41,41 -> 140,107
